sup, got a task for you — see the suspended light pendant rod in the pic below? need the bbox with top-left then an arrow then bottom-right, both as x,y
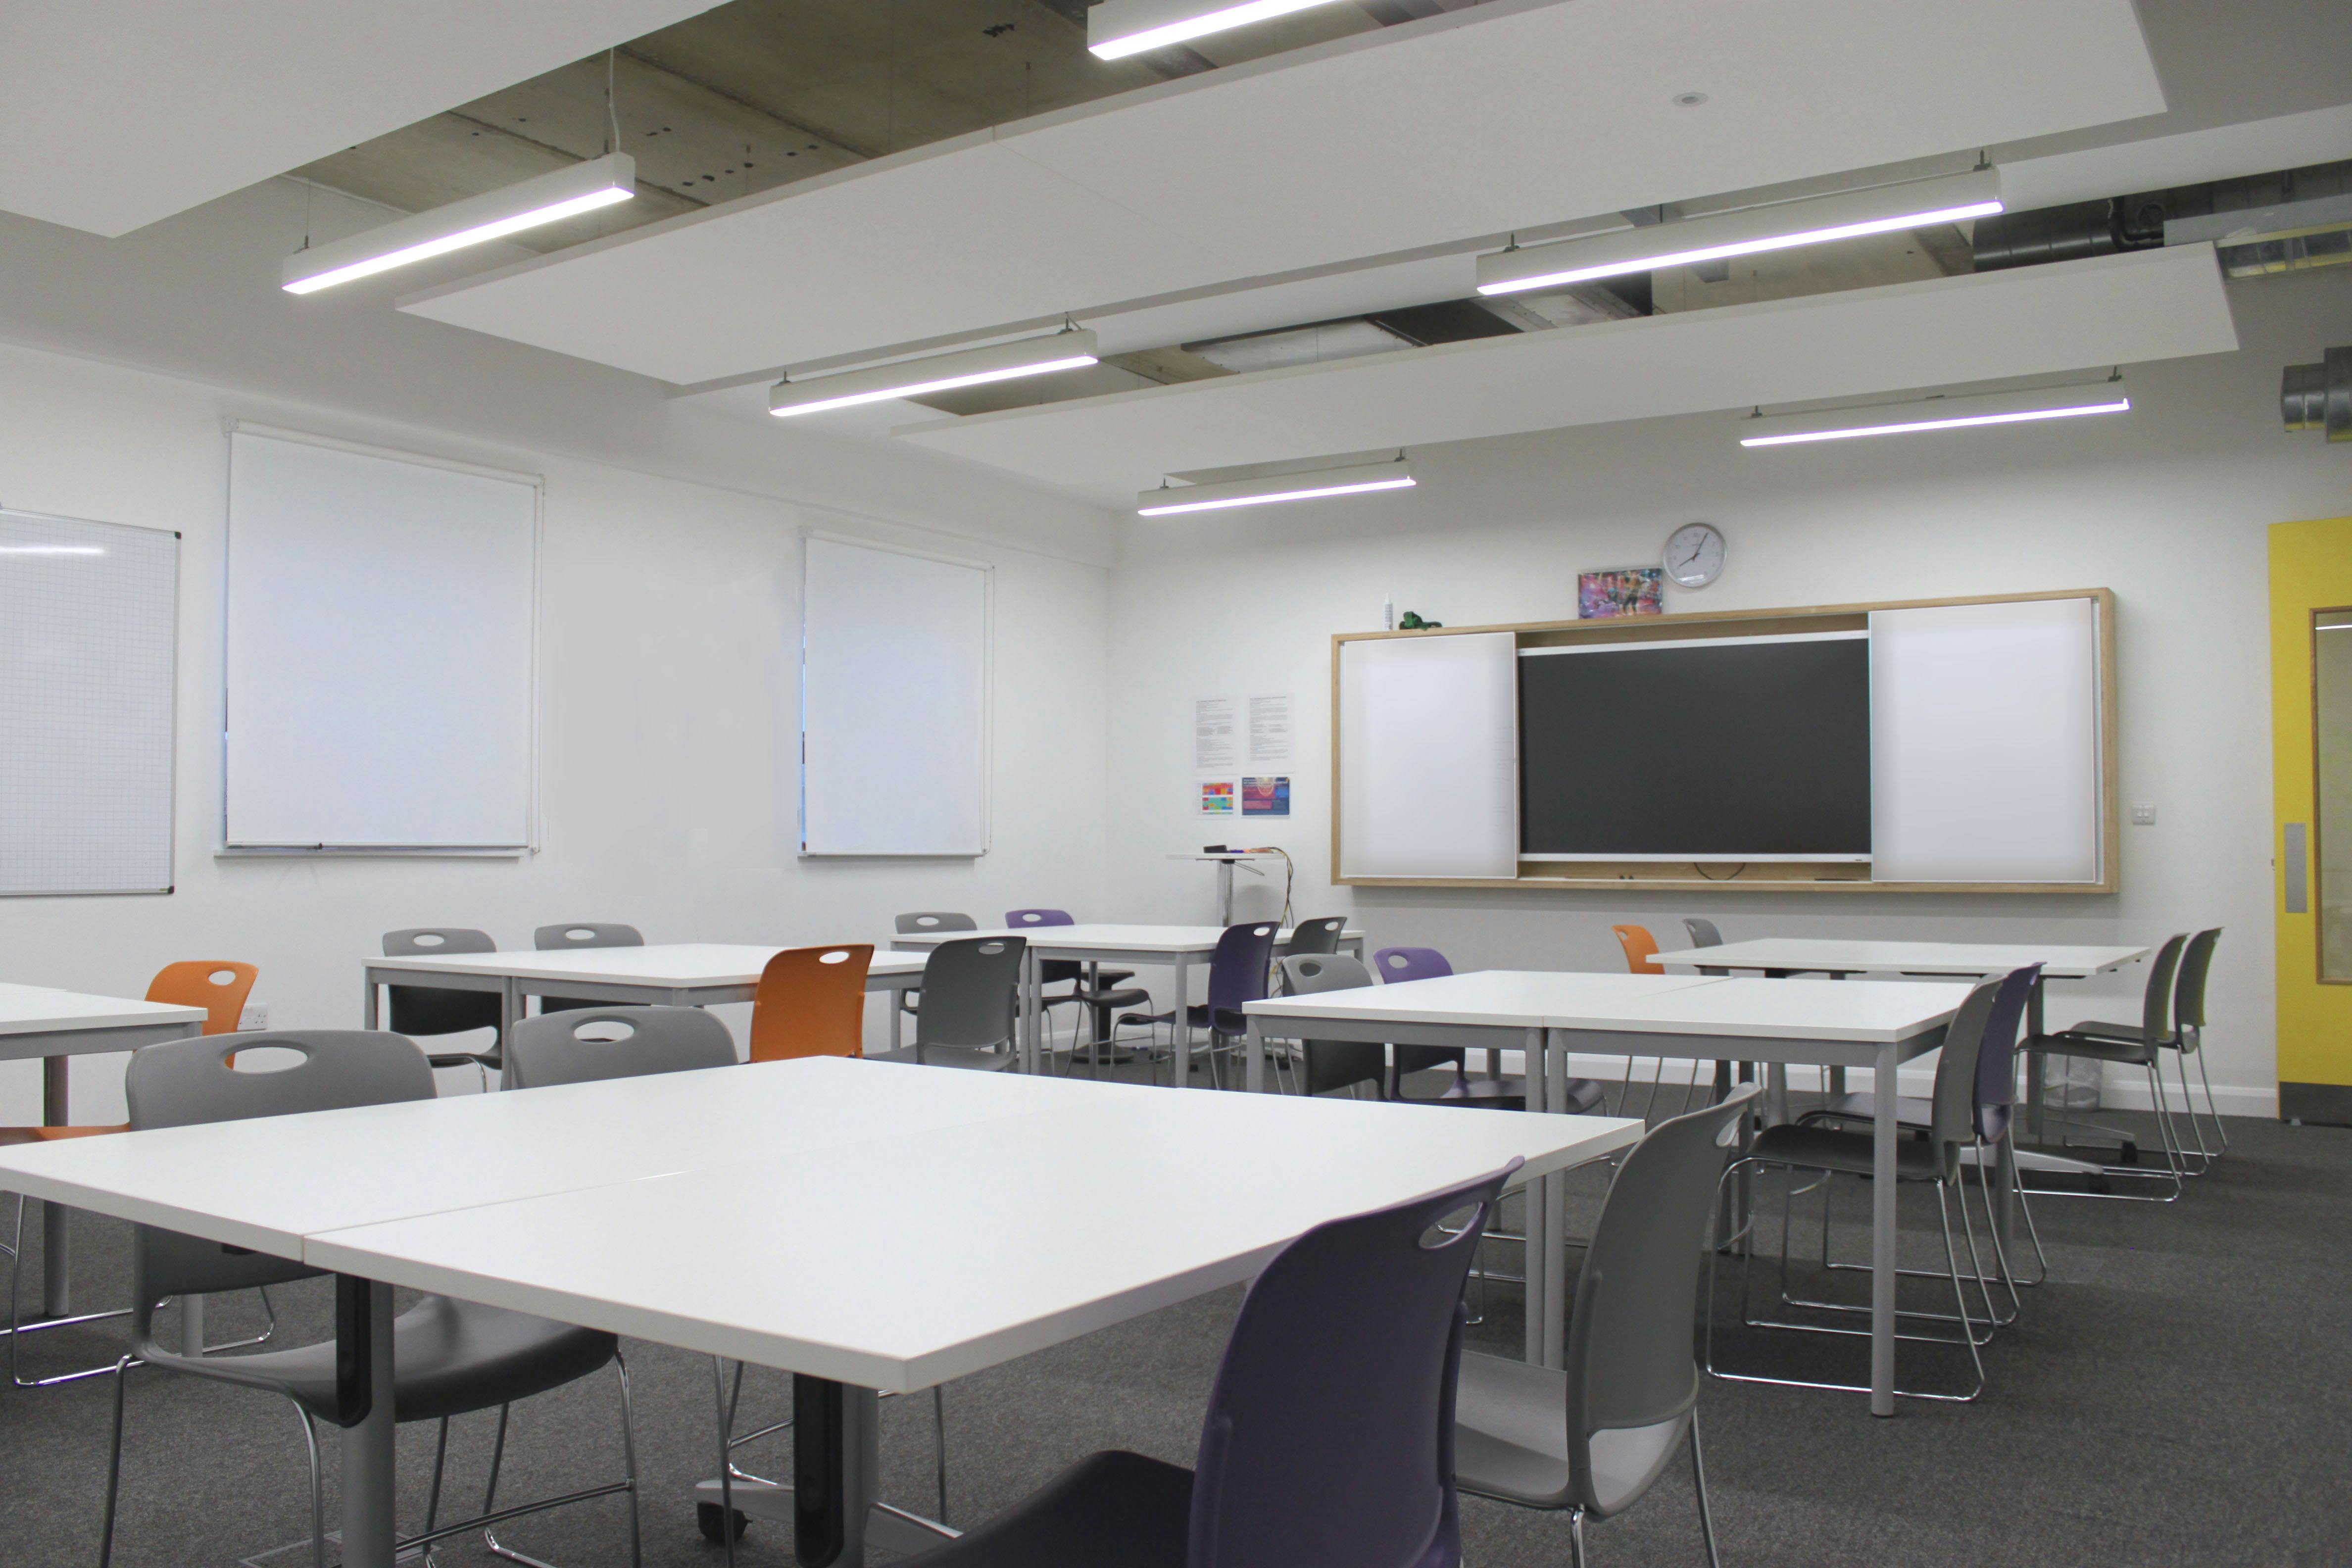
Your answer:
769,329 -> 1100,417
1089,0 -> 1347,60
1477,167 -> 2003,296
1137,457 -> 1415,516
283,153 -> 636,294
1739,380 -> 2129,448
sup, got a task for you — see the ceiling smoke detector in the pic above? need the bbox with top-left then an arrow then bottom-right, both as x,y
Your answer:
2283,346 -> 2351,443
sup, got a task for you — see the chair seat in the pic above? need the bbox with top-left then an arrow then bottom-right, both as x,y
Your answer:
1452,1349 -> 1692,1518
0,1123 -> 126,1145
2025,1029 -> 2157,1066
870,1045 -> 1018,1072
144,1295 -> 616,1425
902,1449 -> 1192,1568
1749,1122 -> 1945,1180
1116,1004 -> 1249,1036
1802,1091 -> 1934,1128
1069,986 -> 1150,1010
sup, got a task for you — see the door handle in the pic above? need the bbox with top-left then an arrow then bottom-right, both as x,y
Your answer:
2286,822 -> 2309,915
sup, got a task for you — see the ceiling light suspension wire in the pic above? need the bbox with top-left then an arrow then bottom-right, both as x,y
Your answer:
605,49 -> 620,155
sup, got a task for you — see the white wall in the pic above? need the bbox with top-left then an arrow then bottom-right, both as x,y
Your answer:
1106,265 -> 2352,1115
0,182 -> 1120,1125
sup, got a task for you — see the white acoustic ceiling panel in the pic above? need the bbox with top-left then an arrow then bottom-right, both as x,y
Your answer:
0,1 -> 722,236
896,245 -> 2240,505
399,0 -> 2163,385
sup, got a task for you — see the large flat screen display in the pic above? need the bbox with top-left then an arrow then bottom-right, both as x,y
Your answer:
1518,633 -> 1870,859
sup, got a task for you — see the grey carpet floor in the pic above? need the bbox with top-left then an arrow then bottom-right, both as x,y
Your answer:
4,1088 -> 2350,1568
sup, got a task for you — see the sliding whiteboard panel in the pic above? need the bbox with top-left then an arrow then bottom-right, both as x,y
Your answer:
1870,597 -> 2101,883
224,430 -> 537,850
1339,632 -> 1518,879
801,537 -> 988,857
0,510 -> 177,895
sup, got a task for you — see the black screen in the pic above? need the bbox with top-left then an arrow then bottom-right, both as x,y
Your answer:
1518,637 -> 1870,858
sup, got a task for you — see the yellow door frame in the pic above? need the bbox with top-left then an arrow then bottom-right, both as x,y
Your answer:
2273,515 -> 2352,1124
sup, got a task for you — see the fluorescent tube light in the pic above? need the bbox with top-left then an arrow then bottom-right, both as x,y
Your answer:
1739,384 -> 2130,448
770,330 -> 1100,417
0,544 -> 104,555
1089,0 -> 1346,59
1137,458 -> 1415,515
283,154 -> 636,294
1477,169 -> 2002,296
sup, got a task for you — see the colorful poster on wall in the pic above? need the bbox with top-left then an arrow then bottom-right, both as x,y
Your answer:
1242,776 -> 1290,816
1200,781 -> 1236,816
1578,566 -> 1665,618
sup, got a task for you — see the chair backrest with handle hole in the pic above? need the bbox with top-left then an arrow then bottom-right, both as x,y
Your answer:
124,1031 -> 435,1314
1564,1087 -> 1755,1519
895,911 -> 978,936
1611,925 -> 1663,976
381,928 -> 501,1039
533,923 -> 644,951
1279,953 -> 1384,1097
1971,965 -> 2040,1145
508,1006 -> 737,1088
1188,1159 -> 1519,1568
1004,908 -> 1074,928
2173,928 -> 2221,1044
1206,922 -> 1282,1025
1285,917 -> 1349,957
1373,947 -> 1453,984
914,936 -> 1028,1051
1679,917 -> 1729,977
145,961 -> 260,1036
1925,978 -> 2004,1174
2137,932 -> 2190,1044
748,944 -> 874,1063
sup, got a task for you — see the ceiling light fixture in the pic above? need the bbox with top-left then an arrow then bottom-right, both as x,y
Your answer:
1739,382 -> 2129,448
0,544 -> 105,556
770,329 -> 1100,417
1477,168 -> 2003,296
283,153 -> 636,294
1137,457 -> 1415,516
1088,0 -> 1346,60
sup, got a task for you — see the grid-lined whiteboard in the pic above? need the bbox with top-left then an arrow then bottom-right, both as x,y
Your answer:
0,509 -> 178,895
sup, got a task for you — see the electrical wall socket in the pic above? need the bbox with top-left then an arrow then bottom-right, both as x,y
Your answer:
239,1001 -> 268,1029
2130,803 -> 2157,826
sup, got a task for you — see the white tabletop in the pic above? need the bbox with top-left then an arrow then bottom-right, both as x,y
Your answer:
893,923 -> 1361,954
1646,938 -> 2150,980
367,943 -> 927,985
0,1057 -> 1637,1392
1248,971 -> 1969,1042
0,982 -> 207,1037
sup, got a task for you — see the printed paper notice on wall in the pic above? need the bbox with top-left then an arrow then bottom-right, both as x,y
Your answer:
1200,781 -> 1236,816
1247,694 -> 1293,767
1243,777 -> 1290,816
1194,697 -> 1238,772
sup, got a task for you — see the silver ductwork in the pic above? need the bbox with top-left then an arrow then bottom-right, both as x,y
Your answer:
2284,346 -> 2351,442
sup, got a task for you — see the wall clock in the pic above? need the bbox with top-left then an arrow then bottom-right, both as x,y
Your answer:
1663,522 -> 1726,588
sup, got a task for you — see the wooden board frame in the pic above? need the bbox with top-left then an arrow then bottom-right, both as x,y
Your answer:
1331,587 -> 2119,895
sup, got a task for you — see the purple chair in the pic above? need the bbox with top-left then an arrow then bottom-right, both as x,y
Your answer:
1372,948 -> 1606,1115
1118,921 -> 1280,1087
1007,909 -> 1141,1067
901,1159 -> 1520,1568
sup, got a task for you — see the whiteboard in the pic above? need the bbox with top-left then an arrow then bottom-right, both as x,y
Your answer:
224,429 -> 537,851
1338,632 -> 1519,879
800,536 -> 989,857
1869,597 -> 2102,883
0,510 -> 178,895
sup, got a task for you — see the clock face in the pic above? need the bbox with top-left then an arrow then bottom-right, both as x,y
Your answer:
1663,523 -> 1726,588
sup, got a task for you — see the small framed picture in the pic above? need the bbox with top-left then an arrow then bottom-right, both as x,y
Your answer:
1242,776 -> 1290,816
1579,566 -> 1664,618
1199,781 -> 1236,816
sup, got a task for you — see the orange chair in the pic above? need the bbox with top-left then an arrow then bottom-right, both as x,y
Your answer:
748,944 -> 874,1063
1612,924 -> 1665,975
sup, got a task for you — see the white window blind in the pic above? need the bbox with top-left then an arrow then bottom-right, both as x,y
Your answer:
0,509 -> 178,895
224,429 -> 537,851
800,536 -> 989,857
1869,597 -> 2102,883
1339,632 -> 1519,879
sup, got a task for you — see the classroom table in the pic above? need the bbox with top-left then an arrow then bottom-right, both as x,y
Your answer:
1243,970 -> 1970,1417
0,1056 -> 1638,1568
889,923 -> 1365,1078
1648,938 -> 2150,1141
362,944 -> 931,1072
0,983 -> 206,1320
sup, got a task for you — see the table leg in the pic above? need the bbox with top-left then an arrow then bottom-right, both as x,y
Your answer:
1170,956 -> 1191,1087
795,1376 -> 880,1567
339,1277 -> 398,1568
1025,950 -> 1043,1072
362,973 -> 379,1030
1870,1042 -> 1898,1418
2025,978 -> 2047,1139
1216,860 -> 1234,924
1542,1028 -> 1569,1371
1523,1028 -> 1550,1368
41,1057 -> 69,1317
1245,1018 -> 1266,1094
889,984 -> 904,1054
497,980 -> 520,1089
1765,1063 -> 1789,1127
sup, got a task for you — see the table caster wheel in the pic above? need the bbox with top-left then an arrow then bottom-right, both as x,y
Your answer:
699,1501 -> 750,1543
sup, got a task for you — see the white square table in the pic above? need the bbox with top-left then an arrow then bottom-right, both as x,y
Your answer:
1244,971 -> 1971,1417
0,983 -> 206,1319
0,1056 -> 1637,1568
362,943 -> 932,1065
888,924 -> 1365,1077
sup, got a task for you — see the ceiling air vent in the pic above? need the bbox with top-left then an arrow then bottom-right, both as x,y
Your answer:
2283,346 -> 2351,443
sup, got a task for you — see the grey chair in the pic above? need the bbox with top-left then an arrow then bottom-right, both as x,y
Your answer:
2022,932 -> 2193,1200
98,1030 -> 639,1568
382,928 -> 505,1089
894,911 -> 979,1026
507,1006 -> 735,1089
872,935 -> 1028,1071
2058,927 -> 2224,1173
533,922 -> 647,1015
1709,979 -> 2008,1403
1453,1087 -> 1754,1568
1680,918 -> 1730,977
1286,916 -> 1351,957
1279,953 -> 1387,1098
